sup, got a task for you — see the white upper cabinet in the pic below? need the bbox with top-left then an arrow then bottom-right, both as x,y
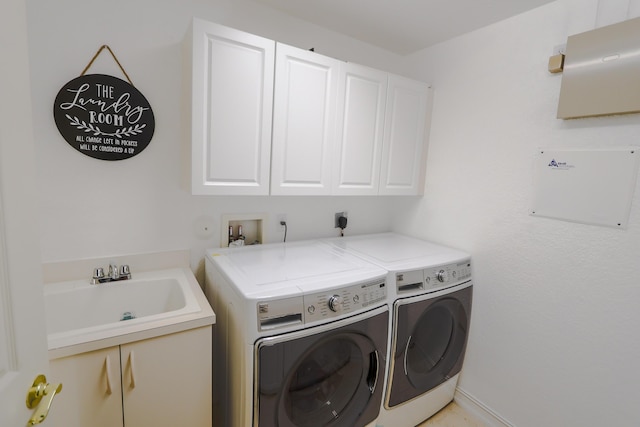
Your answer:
188,19 -> 275,195
270,43 -> 342,195
333,63 -> 388,195
379,75 -> 432,196
187,20 -> 432,196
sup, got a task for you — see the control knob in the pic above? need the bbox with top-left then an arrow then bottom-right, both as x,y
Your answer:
436,269 -> 449,283
328,295 -> 343,312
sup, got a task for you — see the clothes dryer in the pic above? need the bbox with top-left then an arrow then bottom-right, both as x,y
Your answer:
323,233 -> 472,427
204,240 -> 390,427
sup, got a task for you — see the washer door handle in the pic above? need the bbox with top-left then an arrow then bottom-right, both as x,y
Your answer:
403,335 -> 412,376
366,350 -> 379,394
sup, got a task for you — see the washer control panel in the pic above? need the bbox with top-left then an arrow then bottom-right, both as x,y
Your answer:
304,280 -> 387,323
257,296 -> 304,331
257,280 -> 387,331
424,260 -> 472,290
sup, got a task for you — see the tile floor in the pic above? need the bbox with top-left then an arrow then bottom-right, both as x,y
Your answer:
418,402 -> 487,427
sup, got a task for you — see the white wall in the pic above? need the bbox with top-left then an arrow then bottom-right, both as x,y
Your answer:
394,1 -> 640,426
25,0 -> 406,273
25,0 -> 640,425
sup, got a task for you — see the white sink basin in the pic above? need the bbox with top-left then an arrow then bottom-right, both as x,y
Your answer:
44,267 -> 215,357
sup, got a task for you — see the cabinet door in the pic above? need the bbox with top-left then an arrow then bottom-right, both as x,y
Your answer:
190,19 -> 275,195
333,64 -> 387,195
271,43 -> 342,195
121,326 -> 212,427
48,347 -> 123,427
379,76 -> 432,196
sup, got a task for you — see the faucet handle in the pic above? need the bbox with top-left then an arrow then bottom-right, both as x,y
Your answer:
120,265 -> 131,278
91,267 -> 105,285
93,267 -> 105,279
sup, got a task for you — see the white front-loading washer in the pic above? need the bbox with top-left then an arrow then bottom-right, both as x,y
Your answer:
323,233 -> 472,427
204,240 -> 390,427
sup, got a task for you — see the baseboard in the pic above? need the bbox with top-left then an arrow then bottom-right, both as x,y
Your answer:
454,387 -> 514,427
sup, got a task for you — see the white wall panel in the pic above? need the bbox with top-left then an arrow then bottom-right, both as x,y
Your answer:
394,1 -> 640,426
24,0 -> 403,269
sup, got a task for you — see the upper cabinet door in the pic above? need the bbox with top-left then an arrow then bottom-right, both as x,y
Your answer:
379,76 -> 432,196
190,19 -> 275,195
271,43 -> 342,195
333,64 -> 388,196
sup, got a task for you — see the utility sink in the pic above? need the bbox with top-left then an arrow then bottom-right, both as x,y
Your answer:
44,267 -> 215,358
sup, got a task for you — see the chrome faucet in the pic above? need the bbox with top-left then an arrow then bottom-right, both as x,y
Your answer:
91,263 -> 132,284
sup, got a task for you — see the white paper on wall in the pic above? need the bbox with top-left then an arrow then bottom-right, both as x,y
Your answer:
531,148 -> 639,228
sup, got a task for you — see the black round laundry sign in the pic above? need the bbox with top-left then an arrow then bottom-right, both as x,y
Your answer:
53,74 -> 155,161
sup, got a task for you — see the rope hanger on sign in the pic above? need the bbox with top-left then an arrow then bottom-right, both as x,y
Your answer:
80,44 -> 134,86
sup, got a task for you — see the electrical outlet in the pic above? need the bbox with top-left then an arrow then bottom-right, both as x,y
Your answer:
277,214 -> 287,230
334,211 -> 347,228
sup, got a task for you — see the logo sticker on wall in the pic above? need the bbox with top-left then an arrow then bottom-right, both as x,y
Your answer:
547,158 -> 574,170
53,46 -> 155,161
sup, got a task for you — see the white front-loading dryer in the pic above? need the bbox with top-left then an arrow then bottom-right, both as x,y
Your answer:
323,233 -> 473,427
204,240 -> 390,427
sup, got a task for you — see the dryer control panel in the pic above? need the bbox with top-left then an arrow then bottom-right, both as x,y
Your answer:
395,259 -> 472,295
424,260 -> 472,291
304,280 -> 387,324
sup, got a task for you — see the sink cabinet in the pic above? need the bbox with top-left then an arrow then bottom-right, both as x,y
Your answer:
187,19 -> 432,196
48,346 -> 122,427
47,326 -> 212,427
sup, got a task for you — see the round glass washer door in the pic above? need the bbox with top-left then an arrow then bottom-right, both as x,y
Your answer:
256,309 -> 388,427
387,284 -> 472,408
405,298 -> 468,390
284,334 -> 373,426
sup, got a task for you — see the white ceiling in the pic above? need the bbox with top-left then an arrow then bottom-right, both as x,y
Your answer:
252,0 -> 557,55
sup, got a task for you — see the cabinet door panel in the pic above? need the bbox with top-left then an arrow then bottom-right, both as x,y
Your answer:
380,76 -> 432,196
271,43 -> 341,195
191,20 -> 274,195
48,347 -> 123,427
334,64 -> 387,195
121,326 -> 212,427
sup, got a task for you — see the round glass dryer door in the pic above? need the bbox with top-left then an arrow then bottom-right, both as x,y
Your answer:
256,308 -> 388,427
387,283 -> 472,408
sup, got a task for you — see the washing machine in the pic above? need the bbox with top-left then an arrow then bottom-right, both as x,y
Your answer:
323,233 -> 472,427
204,240 -> 390,427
